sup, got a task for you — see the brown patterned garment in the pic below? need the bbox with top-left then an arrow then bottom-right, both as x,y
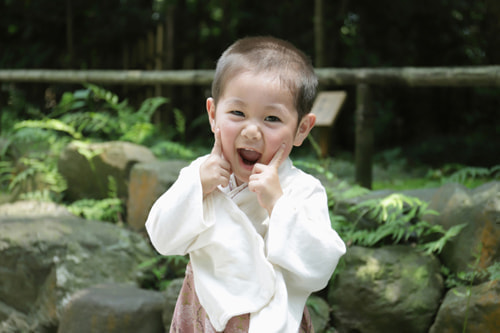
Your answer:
170,263 -> 314,333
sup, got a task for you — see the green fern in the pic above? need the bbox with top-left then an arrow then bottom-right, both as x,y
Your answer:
294,159 -> 335,182
487,261 -> 500,281
446,166 -> 492,184
52,85 -> 168,143
14,119 -> 82,140
138,255 -> 189,290
345,193 -> 465,254
173,108 -> 186,140
8,156 -> 67,201
67,197 -> 123,223
150,140 -> 196,160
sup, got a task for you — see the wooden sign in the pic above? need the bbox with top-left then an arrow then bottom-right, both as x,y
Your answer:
311,91 -> 347,127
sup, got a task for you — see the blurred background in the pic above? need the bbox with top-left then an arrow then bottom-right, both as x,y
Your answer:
1,0 -> 499,170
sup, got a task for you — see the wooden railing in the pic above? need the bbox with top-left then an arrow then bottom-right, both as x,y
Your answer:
1,66 -> 499,188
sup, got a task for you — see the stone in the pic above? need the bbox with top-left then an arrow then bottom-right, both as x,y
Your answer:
57,141 -> 156,201
426,182 -> 500,276
0,200 -> 156,332
329,245 -> 444,333
307,295 -> 331,333
127,160 -> 188,230
0,200 -> 72,217
58,284 -> 164,333
429,280 -> 500,333
163,278 -> 184,331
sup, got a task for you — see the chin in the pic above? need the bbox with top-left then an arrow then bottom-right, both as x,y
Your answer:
233,172 -> 250,186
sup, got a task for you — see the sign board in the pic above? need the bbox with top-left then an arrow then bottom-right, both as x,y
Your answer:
311,91 -> 347,127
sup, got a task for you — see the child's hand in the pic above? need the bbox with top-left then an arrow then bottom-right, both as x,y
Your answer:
200,128 -> 231,195
249,143 -> 286,215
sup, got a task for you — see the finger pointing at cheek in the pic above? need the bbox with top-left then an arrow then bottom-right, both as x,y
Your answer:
200,128 -> 231,195
269,143 -> 286,168
249,143 -> 286,215
212,127 -> 223,157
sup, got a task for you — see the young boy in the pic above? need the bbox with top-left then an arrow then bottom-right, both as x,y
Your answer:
146,36 -> 346,332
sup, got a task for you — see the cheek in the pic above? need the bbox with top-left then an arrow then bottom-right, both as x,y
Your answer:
218,124 -> 238,153
264,129 -> 295,162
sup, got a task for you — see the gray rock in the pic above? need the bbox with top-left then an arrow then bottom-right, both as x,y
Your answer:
307,295 -> 331,333
329,245 -> 444,333
0,200 -> 72,217
58,284 -> 164,333
0,201 -> 155,332
163,278 -> 184,331
127,160 -> 188,230
58,141 -> 156,201
426,181 -> 500,276
429,280 -> 500,333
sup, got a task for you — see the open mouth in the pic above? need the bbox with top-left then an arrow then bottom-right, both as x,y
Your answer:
238,148 -> 262,166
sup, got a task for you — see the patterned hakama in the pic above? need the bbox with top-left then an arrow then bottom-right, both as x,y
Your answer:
170,263 -> 315,333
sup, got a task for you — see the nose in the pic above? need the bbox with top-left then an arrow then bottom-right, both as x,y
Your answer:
241,123 -> 262,141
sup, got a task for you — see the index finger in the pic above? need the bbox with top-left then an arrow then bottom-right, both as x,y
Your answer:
211,128 -> 223,156
269,143 -> 286,169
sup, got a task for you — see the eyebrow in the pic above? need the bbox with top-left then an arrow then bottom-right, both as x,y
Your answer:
223,98 -> 247,109
223,98 -> 288,114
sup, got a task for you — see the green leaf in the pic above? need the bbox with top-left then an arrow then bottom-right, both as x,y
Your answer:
14,119 -> 82,139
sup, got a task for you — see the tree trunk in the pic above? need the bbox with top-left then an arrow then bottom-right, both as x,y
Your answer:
355,84 -> 374,189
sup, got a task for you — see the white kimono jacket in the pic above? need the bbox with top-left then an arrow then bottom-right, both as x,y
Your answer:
145,155 -> 346,332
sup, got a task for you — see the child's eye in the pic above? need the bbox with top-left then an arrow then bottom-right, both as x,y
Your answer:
265,115 -> 281,122
230,110 -> 244,117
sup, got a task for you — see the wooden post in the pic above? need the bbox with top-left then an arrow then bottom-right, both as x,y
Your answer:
355,84 -> 374,189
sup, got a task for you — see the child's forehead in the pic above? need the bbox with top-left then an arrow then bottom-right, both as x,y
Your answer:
225,70 -> 295,96
222,72 -> 295,104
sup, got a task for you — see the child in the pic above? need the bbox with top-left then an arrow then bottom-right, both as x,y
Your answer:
146,36 -> 346,333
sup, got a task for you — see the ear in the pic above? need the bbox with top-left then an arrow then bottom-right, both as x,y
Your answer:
206,97 -> 216,133
293,113 -> 316,146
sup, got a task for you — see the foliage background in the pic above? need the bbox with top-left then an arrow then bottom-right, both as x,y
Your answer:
1,0 -> 499,167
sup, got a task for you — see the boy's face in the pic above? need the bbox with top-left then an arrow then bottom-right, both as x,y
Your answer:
207,71 -> 315,185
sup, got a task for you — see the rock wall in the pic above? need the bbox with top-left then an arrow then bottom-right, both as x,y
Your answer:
0,201 -> 155,332
1,140 -> 498,332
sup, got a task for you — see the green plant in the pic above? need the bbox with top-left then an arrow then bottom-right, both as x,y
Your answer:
138,255 -> 189,291
293,157 -> 469,257
1,84 -> 200,205
426,164 -> 500,188
1,124 -> 68,201
50,83 -> 168,144
66,176 -> 123,223
67,197 -> 123,223
345,193 -> 466,254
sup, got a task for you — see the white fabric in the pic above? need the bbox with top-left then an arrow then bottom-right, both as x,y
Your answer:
145,155 -> 346,332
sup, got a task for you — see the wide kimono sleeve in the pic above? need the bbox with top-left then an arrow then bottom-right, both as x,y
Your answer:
266,170 -> 346,292
145,156 -> 213,255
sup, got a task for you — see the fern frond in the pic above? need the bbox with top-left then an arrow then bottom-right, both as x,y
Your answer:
444,166 -> 495,184
14,119 -> 82,139
419,223 -> 467,254
150,140 -> 196,160
173,108 -> 186,139
67,197 -> 123,223
137,97 -> 168,120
